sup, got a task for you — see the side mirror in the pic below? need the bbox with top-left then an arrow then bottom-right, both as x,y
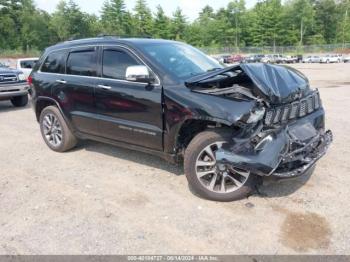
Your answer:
125,65 -> 155,84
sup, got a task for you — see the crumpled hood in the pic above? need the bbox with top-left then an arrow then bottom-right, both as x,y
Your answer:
240,63 -> 310,104
186,63 -> 311,104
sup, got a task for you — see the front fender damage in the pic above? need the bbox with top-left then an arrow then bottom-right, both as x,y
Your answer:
216,125 -> 333,178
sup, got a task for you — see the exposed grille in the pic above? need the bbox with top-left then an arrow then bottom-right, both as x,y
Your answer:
0,74 -> 18,84
264,91 -> 321,126
299,100 -> 307,117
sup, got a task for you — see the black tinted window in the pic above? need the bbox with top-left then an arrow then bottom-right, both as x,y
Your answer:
102,50 -> 140,80
67,50 -> 97,76
41,51 -> 65,73
20,60 -> 37,69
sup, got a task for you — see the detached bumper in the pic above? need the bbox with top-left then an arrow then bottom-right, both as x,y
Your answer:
0,82 -> 29,98
273,129 -> 332,178
216,120 -> 333,179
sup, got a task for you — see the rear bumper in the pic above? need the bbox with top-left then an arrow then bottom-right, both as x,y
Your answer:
0,82 -> 29,98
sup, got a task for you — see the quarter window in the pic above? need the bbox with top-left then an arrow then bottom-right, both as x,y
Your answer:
102,50 -> 140,80
67,50 -> 97,77
41,51 -> 66,74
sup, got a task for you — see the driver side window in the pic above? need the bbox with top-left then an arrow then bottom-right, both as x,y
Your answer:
102,50 -> 140,80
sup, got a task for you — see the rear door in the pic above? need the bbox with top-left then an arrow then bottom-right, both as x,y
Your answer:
94,46 -> 163,150
53,47 -> 99,135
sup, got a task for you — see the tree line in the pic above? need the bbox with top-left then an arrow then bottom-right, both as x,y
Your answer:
0,0 -> 350,53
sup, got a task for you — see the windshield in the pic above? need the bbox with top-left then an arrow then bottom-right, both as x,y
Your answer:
139,42 -> 223,80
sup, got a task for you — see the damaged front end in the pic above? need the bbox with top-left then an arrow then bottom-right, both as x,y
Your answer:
186,63 -> 333,178
216,124 -> 333,178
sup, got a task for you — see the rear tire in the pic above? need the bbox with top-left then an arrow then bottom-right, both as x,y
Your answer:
39,106 -> 77,152
184,130 -> 258,202
11,95 -> 28,107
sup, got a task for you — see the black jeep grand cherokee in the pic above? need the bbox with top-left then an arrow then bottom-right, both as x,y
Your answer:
29,37 -> 332,201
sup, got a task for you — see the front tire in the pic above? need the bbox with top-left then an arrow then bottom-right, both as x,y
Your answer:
184,130 -> 258,202
11,95 -> 28,107
39,106 -> 77,152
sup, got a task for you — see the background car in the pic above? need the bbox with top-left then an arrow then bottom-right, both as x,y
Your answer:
261,54 -> 284,63
261,54 -> 274,63
302,55 -> 321,63
245,54 -> 265,63
284,55 -> 302,63
217,55 -> 231,64
310,56 -> 321,63
226,54 -> 244,64
0,65 -> 29,107
343,55 -> 350,63
276,54 -> 288,63
284,55 -> 295,63
16,58 -> 39,79
320,54 -> 342,63
302,56 -> 312,63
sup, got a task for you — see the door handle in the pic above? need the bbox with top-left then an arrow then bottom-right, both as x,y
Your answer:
97,84 -> 112,90
56,79 -> 67,84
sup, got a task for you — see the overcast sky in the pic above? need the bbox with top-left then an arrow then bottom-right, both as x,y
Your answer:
34,0 -> 257,20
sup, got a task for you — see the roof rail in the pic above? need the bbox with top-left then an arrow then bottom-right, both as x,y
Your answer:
96,34 -> 153,39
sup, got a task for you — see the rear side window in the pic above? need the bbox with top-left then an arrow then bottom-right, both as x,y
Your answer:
67,50 -> 97,77
41,51 -> 66,73
102,50 -> 140,80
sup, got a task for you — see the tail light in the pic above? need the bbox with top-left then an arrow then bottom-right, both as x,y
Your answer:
27,76 -> 33,85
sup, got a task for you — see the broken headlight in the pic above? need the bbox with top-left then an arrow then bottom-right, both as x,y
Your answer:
245,107 -> 266,124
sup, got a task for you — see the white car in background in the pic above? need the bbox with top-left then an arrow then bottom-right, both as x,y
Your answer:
302,56 -> 312,63
320,54 -> 342,63
16,58 -> 39,79
302,55 -> 321,63
343,55 -> 350,63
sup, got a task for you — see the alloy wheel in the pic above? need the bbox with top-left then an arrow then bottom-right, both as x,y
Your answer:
42,113 -> 63,147
195,142 -> 250,194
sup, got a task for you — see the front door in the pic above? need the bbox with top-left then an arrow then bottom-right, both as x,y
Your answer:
94,47 -> 163,151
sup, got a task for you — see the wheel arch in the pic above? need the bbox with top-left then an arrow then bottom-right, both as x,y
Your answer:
35,97 -> 61,122
174,118 -> 235,156
35,97 -> 72,131
36,97 -> 77,141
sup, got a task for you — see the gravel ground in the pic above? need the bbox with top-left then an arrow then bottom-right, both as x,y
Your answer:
0,63 -> 349,255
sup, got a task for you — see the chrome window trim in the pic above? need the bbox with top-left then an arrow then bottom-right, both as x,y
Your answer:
37,72 -> 152,86
38,44 -> 161,86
